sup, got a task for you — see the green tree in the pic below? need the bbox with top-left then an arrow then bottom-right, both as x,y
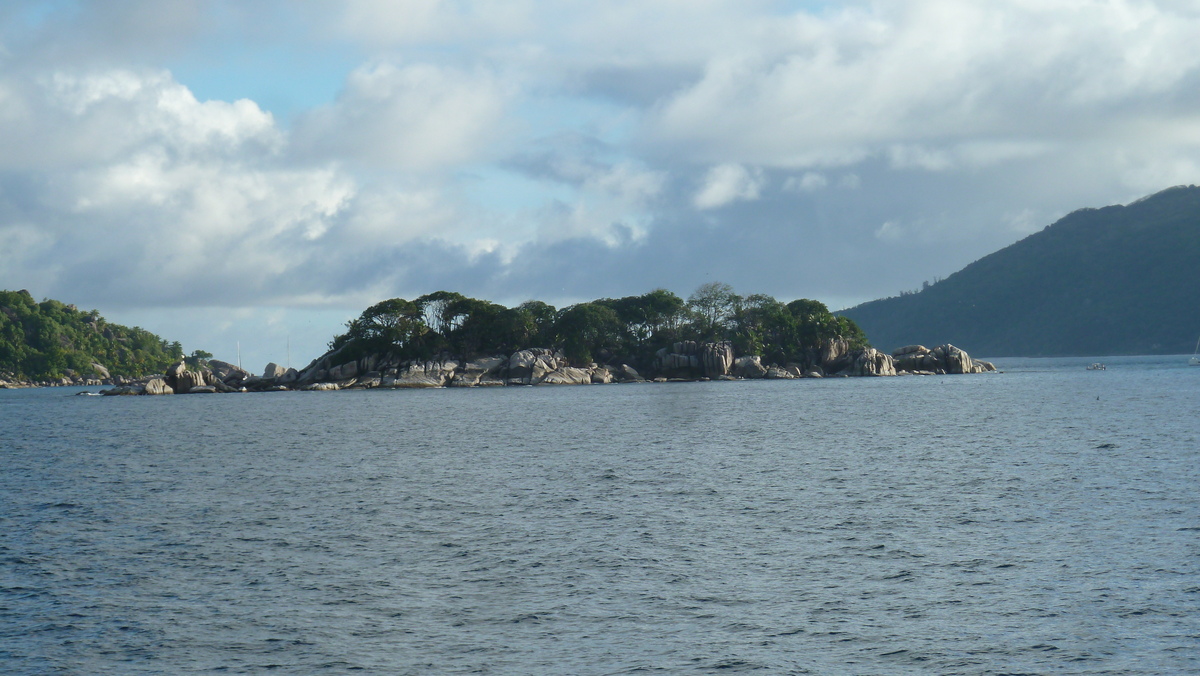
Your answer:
185,349 -> 213,368
330,297 -> 430,359
554,302 -> 623,364
687,282 -> 740,341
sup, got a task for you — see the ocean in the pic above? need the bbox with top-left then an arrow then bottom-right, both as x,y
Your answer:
2,355 -> 1198,674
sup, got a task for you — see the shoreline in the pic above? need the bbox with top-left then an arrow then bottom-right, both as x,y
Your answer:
85,342 -> 996,396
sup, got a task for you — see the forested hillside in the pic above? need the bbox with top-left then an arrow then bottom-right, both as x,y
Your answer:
842,186 -> 1200,356
0,290 -> 183,381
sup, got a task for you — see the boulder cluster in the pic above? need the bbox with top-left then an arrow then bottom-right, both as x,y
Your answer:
653,340 -> 993,380
1,363 -> 113,389
95,341 -> 994,396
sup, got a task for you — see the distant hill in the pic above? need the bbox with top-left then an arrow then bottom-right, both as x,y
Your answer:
0,290 -> 184,381
842,185 -> 1200,357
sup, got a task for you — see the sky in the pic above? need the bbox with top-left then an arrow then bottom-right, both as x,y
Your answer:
2,0 -> 1200,372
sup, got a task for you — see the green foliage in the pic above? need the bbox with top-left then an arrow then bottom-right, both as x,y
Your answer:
185,349 -> 214,368
0,290 -> 186,379
687,281 -> 739,341
330,297 -> 431,362
842,185 -> 1200,356
555,302 -> 623,363
329,285 -> 868,370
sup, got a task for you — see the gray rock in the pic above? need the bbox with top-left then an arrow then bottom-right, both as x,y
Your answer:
173,369 -> 209,392
765,366 -> 794,379
701,341 -> 734,377
617,364 -> 644,382
590,366 -> 615,384
209,360 -> 250,384
389,360 -> 458,388
327,361 -> 359,381
930,344 -> 973,374
819,337 -> 853,373
539,366 -> 592,385
449,356 -> 507,387
144,378 -> 174,395
845,348 -> 897,376
507,349 -> 555,385
892,345 -> 929,357
262,362 -> 287,379
189,385 -> 218,394
655,349 -> 703,377
732,355 -> 768,379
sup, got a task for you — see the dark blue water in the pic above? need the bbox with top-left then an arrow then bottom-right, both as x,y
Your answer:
3,356 -> 1199,674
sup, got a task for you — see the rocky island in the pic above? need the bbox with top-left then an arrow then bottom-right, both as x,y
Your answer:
100,340 -> 994,395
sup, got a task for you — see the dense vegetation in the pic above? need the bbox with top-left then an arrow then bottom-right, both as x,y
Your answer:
329,283 -> 867,369
842,185 -> 1200,356
0,290 -> 184,380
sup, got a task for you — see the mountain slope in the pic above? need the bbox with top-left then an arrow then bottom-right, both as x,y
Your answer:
841,185 -> 1200,357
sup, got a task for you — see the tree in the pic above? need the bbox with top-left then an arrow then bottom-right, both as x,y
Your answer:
445,297 -> 506,357
554,302 -> 623,364
415,290 -> 469,336
185,349 -> 213,368
687,282 -> 740,341
331,298 -> 430,359
732,294 -> 799,362
597,289 -> 687,352
786,298 -> 868,352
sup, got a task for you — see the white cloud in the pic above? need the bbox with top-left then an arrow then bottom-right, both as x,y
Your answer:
693,163 -> 764,210
783,171 -> 828,192
0,68 -> 280,171
645,1 -> 1200,172
291,61 -> 512,171
874,220 -> 904,242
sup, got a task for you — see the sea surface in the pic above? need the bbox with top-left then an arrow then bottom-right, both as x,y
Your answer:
2,355 -> 1199,674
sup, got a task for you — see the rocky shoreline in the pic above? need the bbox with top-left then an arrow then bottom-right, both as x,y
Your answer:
89,341 -> 995,396
1,363 -> 131,389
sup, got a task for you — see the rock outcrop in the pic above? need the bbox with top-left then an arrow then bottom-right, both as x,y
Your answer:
208,360 -> 249,385
144,378 -> 174,395
889,344 -> 995,375
449,356 -> 507,387
732,355 -> 769,379
540,366 -> 593,385
507,349 -> 561,385
384,360 -> 459,388
843,348 -> 897,377
655,341 -> 734,378
701,342 -> 734,378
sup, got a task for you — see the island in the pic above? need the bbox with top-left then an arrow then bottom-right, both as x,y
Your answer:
93,285 -> 995,396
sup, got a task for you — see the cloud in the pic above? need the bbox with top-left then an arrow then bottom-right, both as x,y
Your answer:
693,163 -> 764,209
644,1 -> 1200,171
783,171 -> 828,192
0,67 -> 280,172
5,0 -> 1200,369
291,61 -> 512,171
